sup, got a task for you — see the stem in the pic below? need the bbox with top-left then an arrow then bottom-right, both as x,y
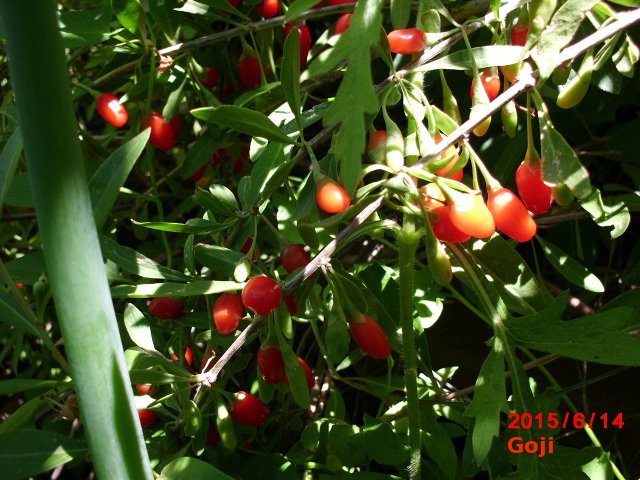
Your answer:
398,215 -> 421,480
0,2 -> 152,479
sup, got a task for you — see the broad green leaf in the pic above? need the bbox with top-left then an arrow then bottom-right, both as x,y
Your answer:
536,105 -> 592,199
532,0 -> 600,80
0,293 -> 42,339
284,0 -> 323,22
131,218 -> 231,234
351,421 -> 410,466
174,0 -> 238,20
505,292 -> 640,365
59,9 -> 111,47
193,185 -> 239,217
5,173 -> 34,207
236,453 -> 298,480
0,430 -> 87,479
89,129 -> 150,230
471,236 -> 550,315
191,106 -> 297,144
159,456 -> 235,480
0,128 -> 22,209
100,235 -> 191,281
421,46 -> 525,71
464,344 -> 508,465
578,187 -> 630,239
194,244 -> 245,278
421,407 -> 459,480
128,369 -> 194,385
0,379 -> 64,395
275,317 -> 310,409
281,25 -> 302,122
326,312 -> 350,363
245,142 -> 288,206
111,280 -> 244,298
124,303 -> 156,351
391,0 -> 411,29
111,0 -> 143,33
536,237 -> 604,292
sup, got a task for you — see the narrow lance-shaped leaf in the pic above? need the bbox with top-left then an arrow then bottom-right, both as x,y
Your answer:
191,105 -> 298,144
89,128 -> 150,231
281,25 -> 302,126
536,237 -> 604,292
124,303 -> 156,351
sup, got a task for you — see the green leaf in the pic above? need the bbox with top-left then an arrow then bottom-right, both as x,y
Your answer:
180,133 -> 223,179
421,46 -> 525,71
193,185 -> 239,217
536,237 -> 604,292
275,316 -> 310,409
245,142 -> 288,207
129,369 -> 194,385
351,421 -> 410,466
0,293 -> 41,338
470,236 -> 551,315
194,244 -> 245,278
191,106 -> 297,144
326,312 -> 350,363
505,292 -> 640,365
131,218 -> 230,234
284,0 -> 322,22
0,429 -> 87,480
536,106 -> 592,199
59,9 -> 111,48
163,75 -> 188,120
124,303 -> 156,351
532,0 -> 600,80
174,0 -> 238,20
464,344 -> 508,465
391,0 -> 411,29
311,0 -> 384,194
159,456 -> 235,480
420,407 -> 459,480
111,280 -> 244,298
111,0 -> 144,33
578,188 -> 630,239
0,396 -> 47,435
100,235 -> 191,281
0,128 -> 23,209
281,26 -> 302,122
216,396 -> 237,451
0,379 -> 64,395
89,129 -> 150,230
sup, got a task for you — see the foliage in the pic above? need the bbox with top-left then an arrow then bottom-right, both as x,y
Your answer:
1,0 -> 639,479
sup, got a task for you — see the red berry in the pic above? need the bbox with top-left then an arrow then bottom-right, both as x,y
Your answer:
335,13 -> 352,35
433,212 -> 472,243
387,28 -> 427,55
447,192 -> 496,239
281,244 -> 310,273
511,23 -> 528,47
419,183 -> 447,216
316,178 -> 351,214
144,112 -> 177,151
213,292 -> 245,335
138,408 -> 158,428
230,391 -> 269,427
367,130 -> 387,164
349,313 -> 392,359
284,22 -> 312,68
201,67 -> 219,88
285,294 -> 298,317
238,55 -> 265,88
257,0 -> 279,18
471,70 -> 501,102
210,148 -> 227,166
257,345 -> 287,384
148,297 -> 183,319
96,93 -> 128,128
297,357 -> 314,389
242,276 -> 283,316
191,165 -> 206,182
135,383 -> 158,396
170,346 -> 194,367
433,134 -> 463,180
515,160 -> 553,215
487,187 -> 537,242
